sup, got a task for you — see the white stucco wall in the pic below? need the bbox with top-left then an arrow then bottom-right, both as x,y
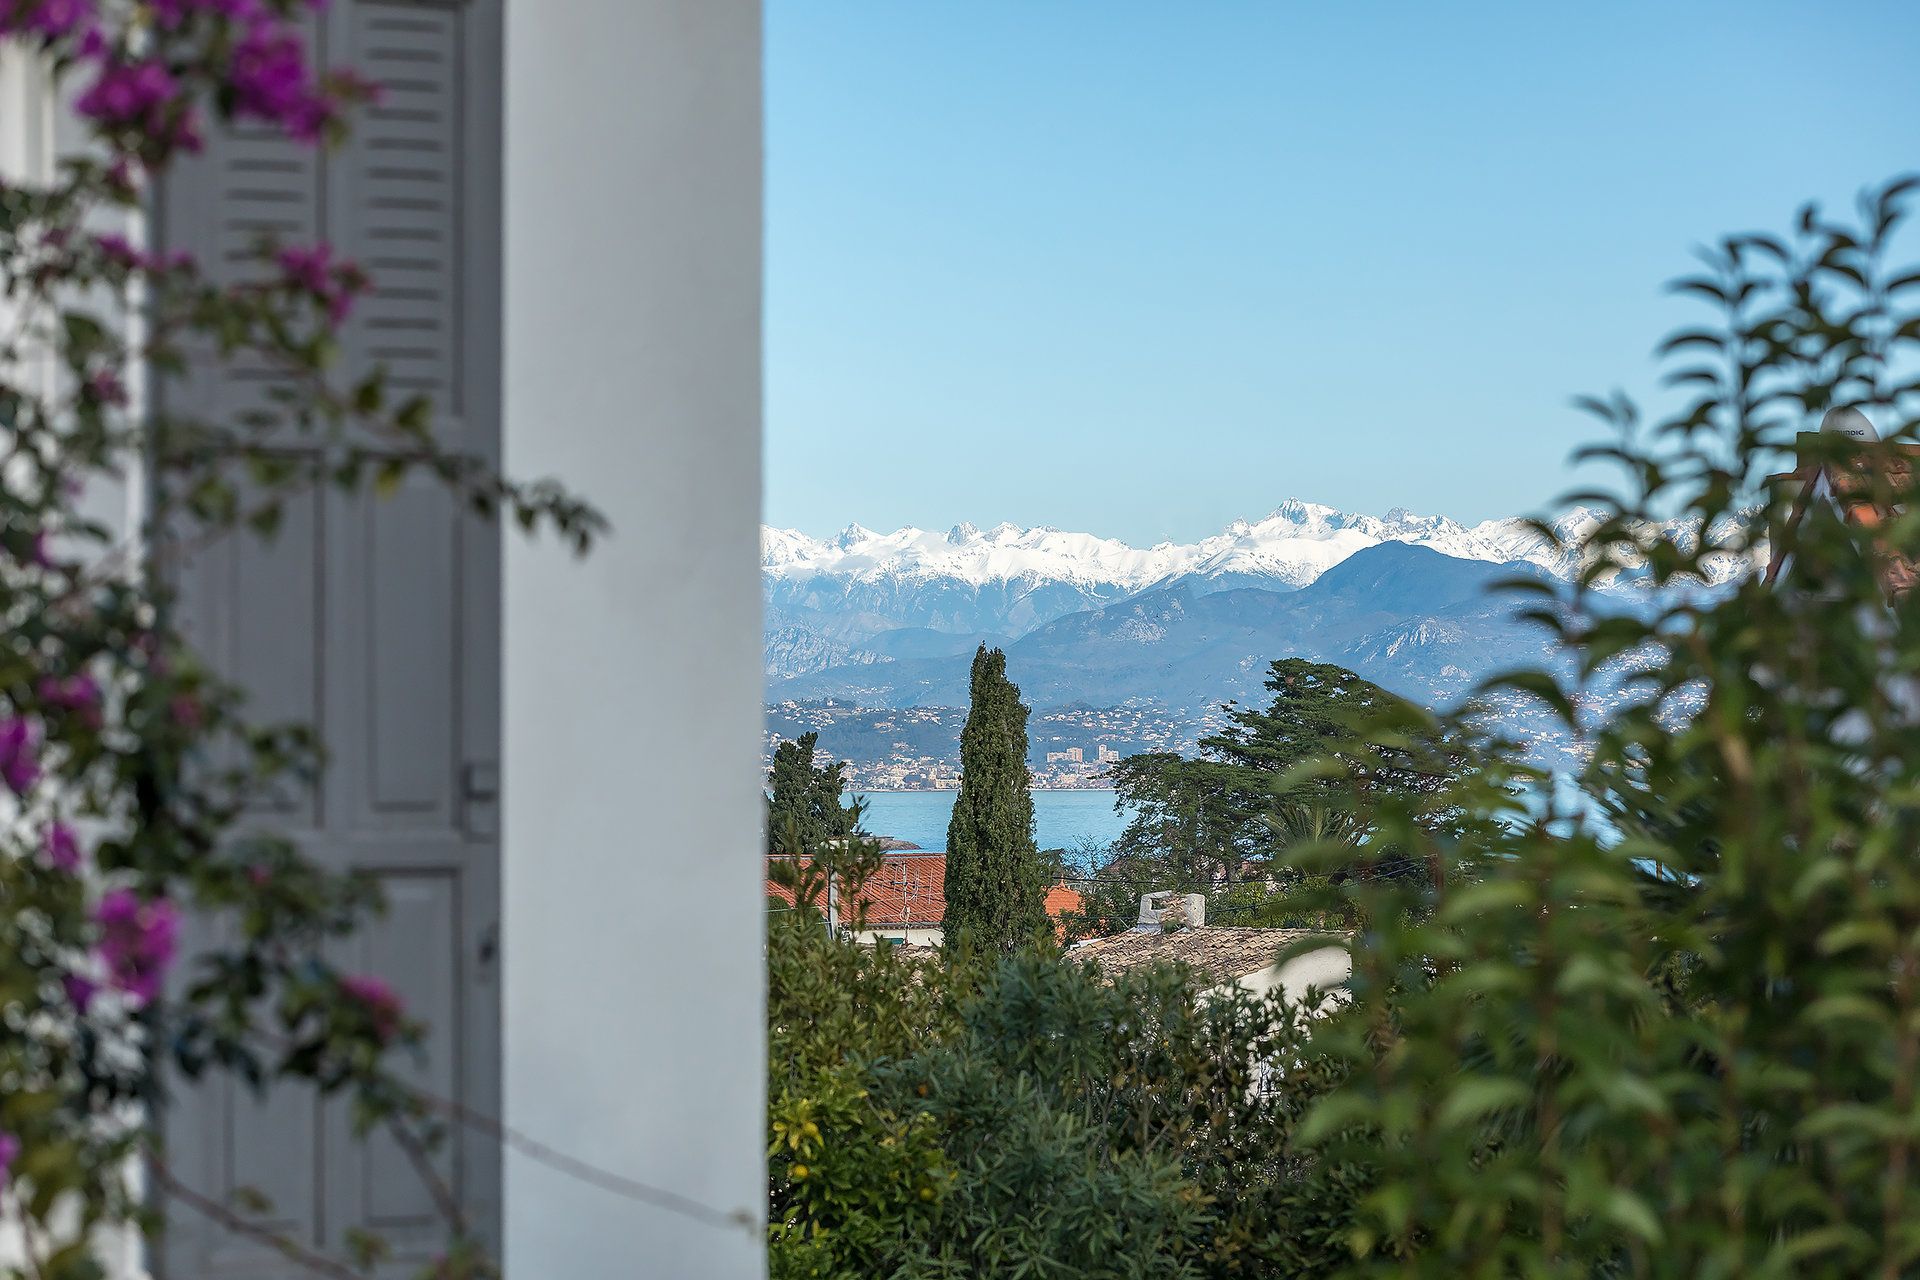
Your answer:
501,2 -> 765,1277
0,48 -> 52,183
858,927 -> 945,948
0,50 -> 145,546
0,52 -> 150,1280
1231,945 -> 1353,1006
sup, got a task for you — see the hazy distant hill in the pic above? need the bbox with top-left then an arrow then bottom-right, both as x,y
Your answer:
763,501 -> 1744,778
773,543 -> 1565,716
762,499 -> 1735,681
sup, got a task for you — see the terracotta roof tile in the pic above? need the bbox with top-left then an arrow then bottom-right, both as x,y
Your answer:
766,853 -> 947,928
1767,436 -> 1920,600
767,854 -> 1086,932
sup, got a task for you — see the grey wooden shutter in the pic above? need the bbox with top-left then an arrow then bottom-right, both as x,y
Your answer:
155,2 -> 502,1274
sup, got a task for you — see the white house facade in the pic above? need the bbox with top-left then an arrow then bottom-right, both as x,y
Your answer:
1070,894 -> 1354,1007
1,2 -> 767,1277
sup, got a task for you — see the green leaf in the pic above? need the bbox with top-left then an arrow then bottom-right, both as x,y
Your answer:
395,395 -> 432,436
1434,1077 -> 1527,1129
246,502 -> 284,541
352,370 -> 386,415
1599,1188 -> 1665,1244
373,458 -> 407,499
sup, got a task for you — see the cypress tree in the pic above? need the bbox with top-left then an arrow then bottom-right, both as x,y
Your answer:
942,646 -> 1046,950
766,731 -> 855,856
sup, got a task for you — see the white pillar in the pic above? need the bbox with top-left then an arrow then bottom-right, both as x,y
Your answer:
0,53 -> 149,1280
501,2 -> 764,1276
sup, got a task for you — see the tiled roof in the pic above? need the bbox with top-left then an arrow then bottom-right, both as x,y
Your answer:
766,854 -> 1085,932
1767,434 -> 1920,600
767,853 -> 947,928
1067,926 -> 1341,987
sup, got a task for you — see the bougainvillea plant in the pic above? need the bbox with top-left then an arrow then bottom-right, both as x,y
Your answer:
0,3 -> 599,1277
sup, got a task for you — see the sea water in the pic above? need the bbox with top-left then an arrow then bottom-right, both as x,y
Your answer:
852,788 -> 1132,863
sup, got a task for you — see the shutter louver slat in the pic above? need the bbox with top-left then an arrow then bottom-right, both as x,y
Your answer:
348,4 -> 461,415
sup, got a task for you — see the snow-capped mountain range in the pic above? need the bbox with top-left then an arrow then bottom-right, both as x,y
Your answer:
765,499 -> 1624,596
763,501 -> 1751,776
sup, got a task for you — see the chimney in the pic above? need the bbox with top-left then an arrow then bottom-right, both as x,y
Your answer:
1135,890 -> 1205,932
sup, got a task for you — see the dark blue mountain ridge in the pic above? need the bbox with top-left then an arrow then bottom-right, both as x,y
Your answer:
769,542 -> 1567,717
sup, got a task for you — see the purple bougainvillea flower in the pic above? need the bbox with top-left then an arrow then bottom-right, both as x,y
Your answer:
0,1132 -> 18,1192
171,105 -> 206,154
339,973 -> 396,1004
229,17 -> 335,141
277,242 -> 370,325
277,242 -> 333,291
39,672 -> 103,729
39,672 -> 100,709
86,367 -> 126,405
0,717 -> 41,795
12,0 -> 93,37
169,693 -> 203,729
287,96 -> 335,145
93,232 -> 140,267
91,231 -> 196,278
45,821 -> 82,873
74,58 -> 178,132
339,973 -> 404,1044
63,972 -> 98,1014
96,889 -> 180,1007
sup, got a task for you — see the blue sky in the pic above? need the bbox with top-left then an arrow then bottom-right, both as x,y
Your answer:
766,2 -> 1920,546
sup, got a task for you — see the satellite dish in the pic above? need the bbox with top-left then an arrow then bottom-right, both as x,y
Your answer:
1821,406 -> 1879,441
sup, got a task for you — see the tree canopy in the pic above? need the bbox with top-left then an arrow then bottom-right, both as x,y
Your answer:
941,646 -> 1047,951
766,730 -> 857,857
1106,657 -> 1471,891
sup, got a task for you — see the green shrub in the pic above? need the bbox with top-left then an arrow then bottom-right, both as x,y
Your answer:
770,177 -> 1920,1278
768,905 -> 1367,1277
1294,177 -> 1920,1277
768,909 -> 957,1276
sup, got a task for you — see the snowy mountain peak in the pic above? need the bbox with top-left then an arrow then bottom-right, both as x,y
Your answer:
1265,497 -> 1340,525
762,500 -> 1723,599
